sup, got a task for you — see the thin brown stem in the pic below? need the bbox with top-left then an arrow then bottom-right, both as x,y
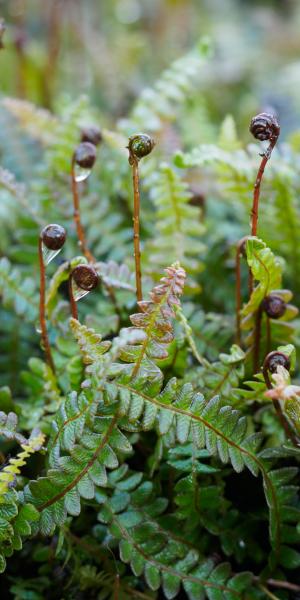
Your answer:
251,138 -> 277,238
249,136 -> 278,292
38,237 -> 55,372
131,157 -> 143,302
263,357 -> 299,447
68,274 -> 78,320
71,157 -> 94,263
70,159 -> 121,317
235,236 -> 248,346
113,574 -> 120,600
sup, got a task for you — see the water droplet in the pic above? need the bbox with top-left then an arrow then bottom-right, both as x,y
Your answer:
42,242 -> 63,266
72,280 -> 91,301
74,164 -> 92,182
35,320 -> 42,334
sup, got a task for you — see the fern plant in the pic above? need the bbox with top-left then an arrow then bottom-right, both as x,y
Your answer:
1,36 -> 300,600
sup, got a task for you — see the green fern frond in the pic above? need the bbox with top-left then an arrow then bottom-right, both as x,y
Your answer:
258,458 -> 300,569
97,467 -> 253,599
146,164 -> 205,290
188,345 -> 245,402
0,411 -> 26,446
2,98 -> 58,145
242,237 -> 282,320
115,263 -> 186,384
0,257 -> 38,322
95,260 -> 135,292
25,401 -> 131,535
241,238 -> 298,350
70,319 -> 111,373
0,429 -> 45,499
120,38 -> 212,134
0,493 -> 39,573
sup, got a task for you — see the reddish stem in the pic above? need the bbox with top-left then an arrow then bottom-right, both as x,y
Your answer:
251,137 -> 278,237
68,274 -> 78,320
266,316 -> 271,356
71,159 -> 121,316
253,303 -> 263,373
131,156 -> 143,302
249,136 -> 278,291
38,236 -> 55,372
235,236 -> 248,346
71,157 -> 94,263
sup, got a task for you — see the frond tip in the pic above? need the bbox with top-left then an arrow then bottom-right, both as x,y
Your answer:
125,263 -> 186,377
0,430 -> 45,500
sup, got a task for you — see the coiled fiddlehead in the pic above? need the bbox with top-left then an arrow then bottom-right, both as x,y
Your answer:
68,264 -> 99,320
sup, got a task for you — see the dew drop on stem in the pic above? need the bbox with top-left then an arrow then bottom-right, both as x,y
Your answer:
41,223 -> 66,265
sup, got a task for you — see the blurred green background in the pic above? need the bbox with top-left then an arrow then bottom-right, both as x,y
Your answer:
1,0 -> 300,136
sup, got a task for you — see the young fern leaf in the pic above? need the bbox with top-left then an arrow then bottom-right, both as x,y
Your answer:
0,430 -> 45,499
241,238 -> 298,354
46,256 -> 87,318
116,262 -> 186,385
242,237 -> 282,322
69,319 -> 111,377
97,467 -> 253,599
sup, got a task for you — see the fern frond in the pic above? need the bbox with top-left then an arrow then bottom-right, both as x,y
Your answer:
258,457 -> 300,569
241,238 -> 298,349
242,237 -> 282,320
0,411 -> 26,446
146,164 -> 205,290
0,258 -> 38,322
25,401 -> 131,535
116,263 -> 186,383
0,167 -> 43,226
2,98 -> 58,145
70,319 -> 111,373
188,345 -> 245,401
120,38 -> 212,134
0,429 -> 45,499
97,467 -> 253,599
95,260 -> 135,292
0,493 -> 39,573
